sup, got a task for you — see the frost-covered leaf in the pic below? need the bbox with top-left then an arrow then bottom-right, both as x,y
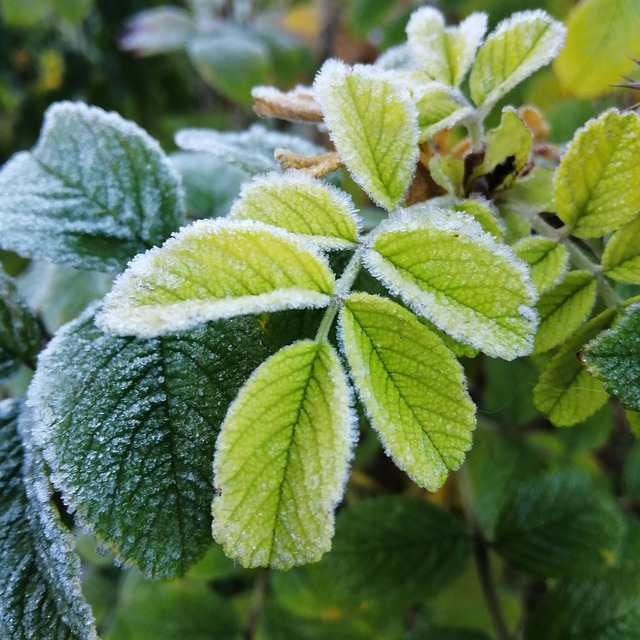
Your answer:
513,237 -> 568,294
97,219 -> 335,338
469,11 -> 566,118
375,43 -> 420,72
313,60 -> 419,211
0,267 -> 42,376
175,124 -> 323,175
533,271 -> 596,354
321,496 -> 471,605
212,340 -> 355,569
494,468 -> 624,576
339,293 -> 475,491
27,307 -> 272,579
553,0 -> 640,99
0,400 -> 97,639
365,206 -> 538,360
120,7 -> 195,55
555,110 -> 640,238
452,199 -> 504,240
603,215 -> 640,283
229,174 -> 360,249
0,102 -> 184,272
533,309 -> 615,427
581,303 -> 640,412
429,155 -> 465,197
406,7 -> 487,86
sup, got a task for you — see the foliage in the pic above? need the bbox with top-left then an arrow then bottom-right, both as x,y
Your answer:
2,1 -> 640,638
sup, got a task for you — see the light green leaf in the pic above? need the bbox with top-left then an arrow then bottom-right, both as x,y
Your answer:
554,110 -> 640,238
533,270 -> 596,354
451,198 -> 504,240
339,293 -> 475,491
406,7 -> 487,86
494,468 -> 624,577
321,496 -> 472,604
0,102 -> 184,272
365,206 -> 538,360
603,215 -> 640,283
212,340 -> 355,569
97,219 -> 335,338
313,60 -> 419,211
229,174 -> 360,248
553,0 -> 640,99
513,237 -> 568,294
428,155 -> 465,197
581,303 -> 640,412
497,165 -> 555,214
469,10 -> 566,118
533,308 -> 616,427
120,7 -> 196,55
28,306 -> 272,578
0,400 -> 97,639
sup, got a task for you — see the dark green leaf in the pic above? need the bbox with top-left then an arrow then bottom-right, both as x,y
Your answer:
405,625 -> 492,640
623,442 -> 640,503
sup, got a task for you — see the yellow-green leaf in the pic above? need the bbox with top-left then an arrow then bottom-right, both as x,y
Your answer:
451,198 -> 504,240
533,270 -> 596,354
514,237 -> 568,294
603,215 -> 640,283
469,10 -> 566,118
212,340 -> 355,569
339,293 -> 475,491
97,219 -> 334,337
554,110 -> 640,238
365,206 -> 538,360
553,0 -> 640,98
313,60 -> 419,211
229,174 -> 360,249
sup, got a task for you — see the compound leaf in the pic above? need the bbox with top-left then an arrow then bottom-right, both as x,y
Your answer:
365,206 -> 538,360
97,219 -> 335,338
406,7 -> 487,86
469,11 -> 566,118
603,215 -> 640,283
513,237 -> 568,294
581,303 -> 640,412
212,340 -> 355,569
27,306 -> 272,579
0,399 -> 97,639
339,293 -> 475,491
555,110 -> 640,238
533,270 -> 596,354
533,308 -> 616,427
314,60 -> 419,211
229,174 -> 360,249
0,102 -> 184,272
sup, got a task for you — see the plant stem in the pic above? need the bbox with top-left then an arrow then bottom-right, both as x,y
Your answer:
242,568 -> 268,640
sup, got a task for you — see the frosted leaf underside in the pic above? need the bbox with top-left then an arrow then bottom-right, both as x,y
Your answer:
0,102 -> 184,272
27,307 -> 272,578
313,60 -> 419,211
0,400 -> 97,639
229,173 -> 359,248
365,206 -> 538,360
97,219 -> 335,338
339,293 -> 475,491
213,340 -> 354,569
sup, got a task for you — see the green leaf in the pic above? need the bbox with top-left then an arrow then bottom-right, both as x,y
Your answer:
406,7 -> 487,86
0,102 -> 184,272
175,124 -> 324,175
0,400 -> 97,639
553,0 -> 640,99
406,626 -> 491,640
497,165 -> 555,214
339,293 -> 475,491
554,110 -> 640,238
313,60 -> 419,211
533,308 -> 616,427
428,155 -> 465,197
0,267 -> 42,375
365,206 -> 538,360
452,199 -> 504,241
581,303 -> 640,411
229,174 -> 360,249
494,468 -> 624,577
533,270 -> 596,354
469,10 -> 566,118
513,237 -> 568,294
623,442 -> 640,503
320,496 -> 472,604
603,215 -> 640,283
28,306 -> 272,578
97,219 -> 335,338
212,340 -> 355,569
120,7 -> 195,55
